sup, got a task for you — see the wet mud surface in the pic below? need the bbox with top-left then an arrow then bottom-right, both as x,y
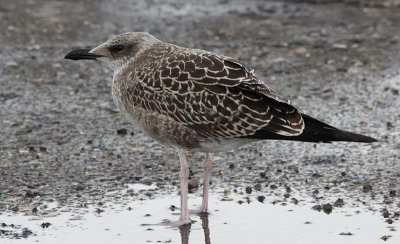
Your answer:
1,0 -> 400,243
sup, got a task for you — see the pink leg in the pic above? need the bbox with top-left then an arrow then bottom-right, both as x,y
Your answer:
198,153 -> 212,213
171,150 -> 190,226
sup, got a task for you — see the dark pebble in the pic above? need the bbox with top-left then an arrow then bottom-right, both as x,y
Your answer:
188,179 -> 199,191
21,228 -> 33,238
362,182 -> 372,192
312,205 -> 322,211
334,198 -> 345,207
292,198 -> 299,205
257,196 -> 265,203
41,222 -> 51,228
322,203 -> 333,214
245,186 -> 252,194
25,190 -> 39,198
117,128 -> 127,135
339,232 -> 353,236
32,207 -> 38,213
383,209 -> 390,218
389,189 -> 396,197
386,219 -> 394,224
169,205 -> 177,211
229,163 -> 235,169
95,208 -> 104,214
270,184 -> 277,190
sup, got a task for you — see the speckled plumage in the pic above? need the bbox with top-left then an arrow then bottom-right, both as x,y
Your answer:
111,38 -> 304,151
65,32 -> 376,227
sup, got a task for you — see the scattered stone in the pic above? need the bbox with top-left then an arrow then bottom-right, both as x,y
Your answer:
229,163 -> 235,169
334,198 -> 345,207
116,128 -> 127,135
95,208 -> 104,214
254,183 -> 262,191
386,219 -> 393,224
188,179 -> 199,191
245,186 -> 252,194
259,171 -> 266,178
312,205 -> 322,211
389,189 -> 396,197
383,209 -> 390,218
339,232 -> 353,236
322,203 -> 333,214
381,235 -> 391,241
292,198 -> 299,205
257,196 -> 265,203
41,222 -> 51,228
362,182 -> 372,192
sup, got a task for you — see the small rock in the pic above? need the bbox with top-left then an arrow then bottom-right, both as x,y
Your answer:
188,179 -> 199,191
383,209 -> 390,218
362,182 -> 372,192
95,208 -> 104,214
312,205 -> 322,211
386,219 -> 394,224
381,235 -> 391,241
339,232 -> 353,236
333,43 -> 347,49
116,128 -> 127,135
229,163 -> 235,169
322,203 -> 333,214
389,189 -> 396,197
254,184 -> 262,191
41,222 -> 51,228
257,196 -> 265,203
5,61 -> 18,67
292,198 -> 299,205
259,171 -> 266,178
334,198 -> 345,207
245,186 -> 252,194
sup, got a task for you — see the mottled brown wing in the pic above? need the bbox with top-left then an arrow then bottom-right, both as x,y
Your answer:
131,47 -> 304,139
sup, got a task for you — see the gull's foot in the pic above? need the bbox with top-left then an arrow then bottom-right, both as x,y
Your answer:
161,219 -> 192,227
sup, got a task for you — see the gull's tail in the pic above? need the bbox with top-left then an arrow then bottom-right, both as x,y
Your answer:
246,114 -> 377,143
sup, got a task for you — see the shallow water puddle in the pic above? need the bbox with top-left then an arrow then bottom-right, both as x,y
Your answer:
0,185 -> 398,244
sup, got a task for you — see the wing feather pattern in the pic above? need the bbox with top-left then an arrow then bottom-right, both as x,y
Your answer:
124,44 -> 304,139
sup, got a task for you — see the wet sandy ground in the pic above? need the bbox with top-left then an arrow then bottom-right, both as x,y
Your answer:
1,0 -> 400,243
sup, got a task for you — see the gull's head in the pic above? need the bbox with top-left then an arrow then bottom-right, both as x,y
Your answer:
64,32 -> 159,70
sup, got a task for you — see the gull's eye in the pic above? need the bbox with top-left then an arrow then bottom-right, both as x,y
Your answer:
115,45 -> 124,51
110,45 -> 125,52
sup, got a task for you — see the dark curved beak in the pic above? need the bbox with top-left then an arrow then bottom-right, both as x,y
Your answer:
64,48 -> 103,61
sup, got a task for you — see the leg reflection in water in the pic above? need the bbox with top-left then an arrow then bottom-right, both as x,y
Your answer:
179,213 -> 211,244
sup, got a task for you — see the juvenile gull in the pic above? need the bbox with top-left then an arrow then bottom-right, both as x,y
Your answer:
65,32 -> 377,226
